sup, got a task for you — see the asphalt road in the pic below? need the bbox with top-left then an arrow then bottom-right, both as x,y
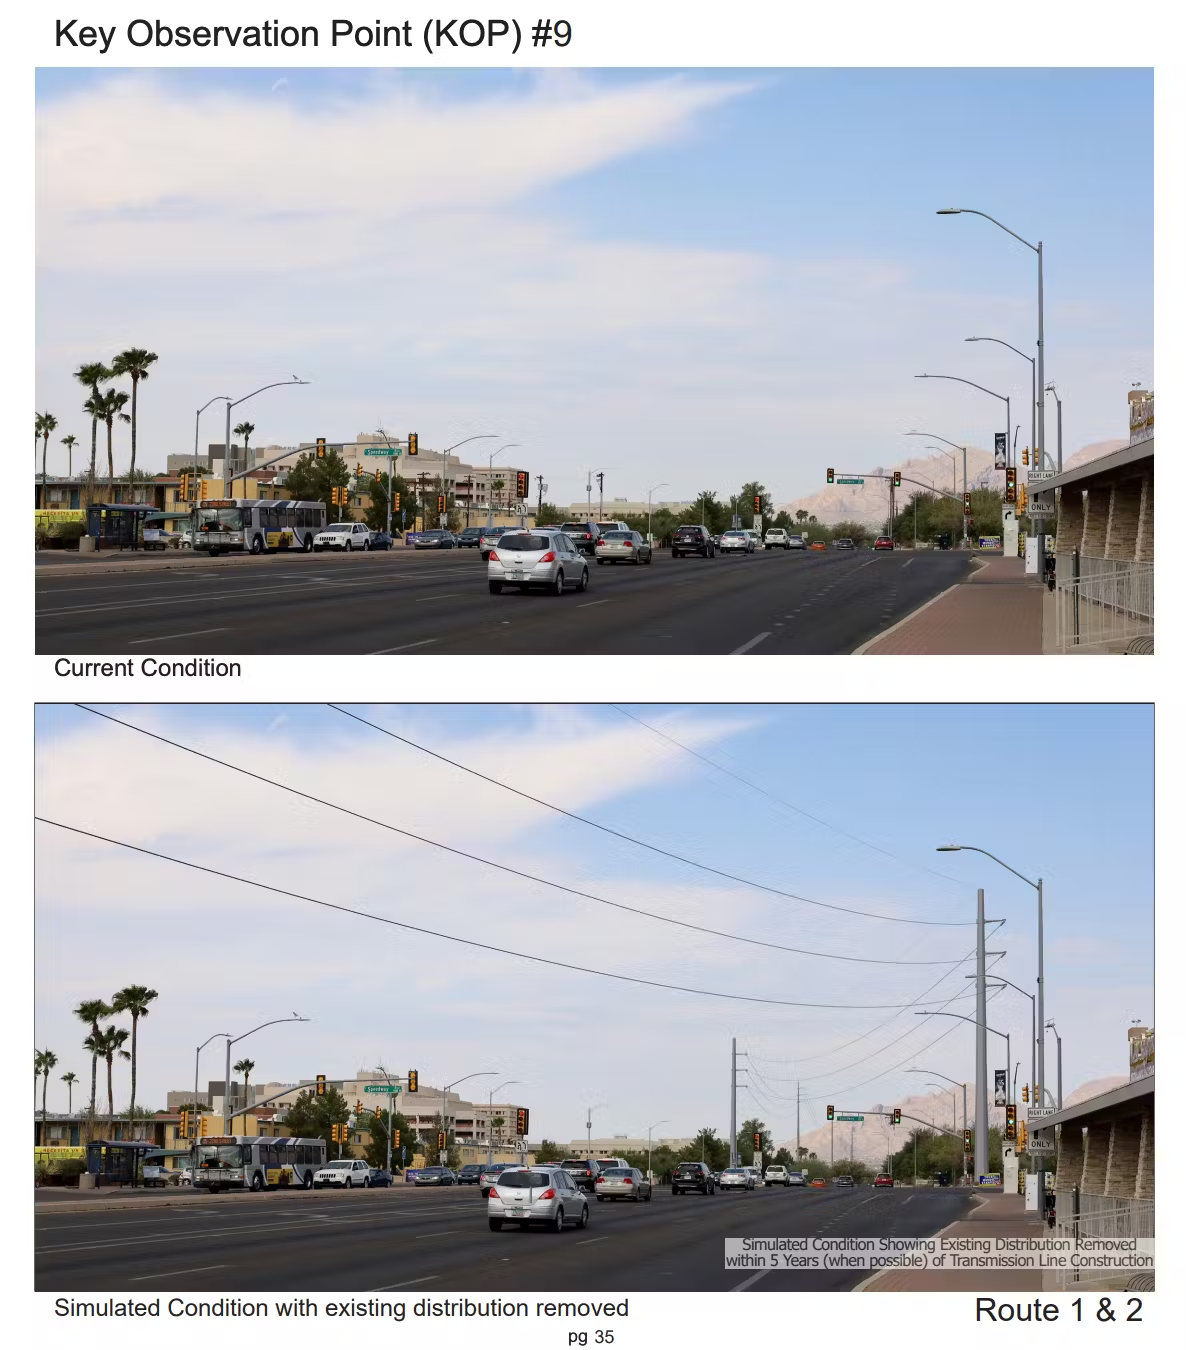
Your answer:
36,547 -> 972,656
36,1182 -> 972,1292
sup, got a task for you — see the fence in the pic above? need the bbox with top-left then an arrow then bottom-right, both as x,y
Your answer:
1049,1187 -> 1155,1290
1051,554 -> 1153,653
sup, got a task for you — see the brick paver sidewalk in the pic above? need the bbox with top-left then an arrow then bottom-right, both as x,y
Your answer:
862,555 -> 1042,654
862,1190 -> 1046,1292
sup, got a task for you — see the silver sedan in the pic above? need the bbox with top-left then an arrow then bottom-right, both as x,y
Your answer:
719,530 -> 755,554
487,530 -> 590,596
595,530 -> 653,565
487,1166 -> 591,1233
594,1167 -> 653,1202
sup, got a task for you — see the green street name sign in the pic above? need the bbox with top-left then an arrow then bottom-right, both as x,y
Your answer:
835,1113 -> 864,1121
836,477 -> 864,485
363,1084 -> 400,1093
364,447 -> 400,456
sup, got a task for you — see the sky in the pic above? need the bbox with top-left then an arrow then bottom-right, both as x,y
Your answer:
34,703 -> 1153,1147
35,68 -> 1152,507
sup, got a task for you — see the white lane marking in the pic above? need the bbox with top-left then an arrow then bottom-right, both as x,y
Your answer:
902,558 -> 915,568
733,1270 -> 771,1291
576,1235 -> 610,1245
129,1264 -> 226,1282
370,640 -> 438,654
414,1229 -> 462,1240
369,1276 -> 440,1292
128,627 -> 229,645
414,593 -> 459,603
578,599 -> 609,608
731,632 -> 771,655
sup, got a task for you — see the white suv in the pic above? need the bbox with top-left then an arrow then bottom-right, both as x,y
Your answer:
764,528 -> 791,549
313,521 -> 371,551
764,1164 -> 791,1186
313,1158 -> 372,1188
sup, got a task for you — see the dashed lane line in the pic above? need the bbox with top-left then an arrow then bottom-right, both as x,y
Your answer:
370,640 -> 438,654
731,632 -> 771,655
129,1264 -> 227,1283
128,627 -> 230,645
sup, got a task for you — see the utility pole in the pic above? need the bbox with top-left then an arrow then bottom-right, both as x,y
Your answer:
536,473 -> 545,519
729,1039 -> 737,1167
586,471 -> 592,516
974,887 -> 988,1182
796,1081 -> 800,1161
596,471 -> 604,523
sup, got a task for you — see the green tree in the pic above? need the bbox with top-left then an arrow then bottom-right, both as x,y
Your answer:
360,1106 -> 416,1170
111,985 -> 158,1122
736,1117 -> 767,1167
74,999 -> 112,1134
61,433 -> 78,479
110,348 -> 158,480
421,1114 -> 463,1168
360,467 -> 413,532
35,1049 -> 58,1121
679,1127 -> 730,1172
36,412 -> 58,490
233,421 -> 255,465
534,502 -> 565,526
233,1057 -> 255,1110
282,449 -> 351,520
74,362 -> 112,494
61,1070 -> 79,1115
831,519 -> 872,547
281,1087 -> 352,1156
533,1139 -> 565,1163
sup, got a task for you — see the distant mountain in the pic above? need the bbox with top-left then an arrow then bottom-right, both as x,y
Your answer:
1060,439 -> 1127,472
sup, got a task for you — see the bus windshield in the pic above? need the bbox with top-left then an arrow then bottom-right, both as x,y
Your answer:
196,1144 -> 246,1168
196,508 -> 245,532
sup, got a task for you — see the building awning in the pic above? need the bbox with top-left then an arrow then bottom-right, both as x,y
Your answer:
1033,437 -> 1154,497
144,511 -> 193,523
1036,1075 -> 1154,1130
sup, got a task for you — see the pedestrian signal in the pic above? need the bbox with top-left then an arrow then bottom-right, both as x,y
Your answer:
893,1108 -> 901,1125
316,1074 -> 326,1097
316,437 -> 326,459
963,492 -> 972,515
516,470 -> 529,499
826,1105 -> 834,1121
826,468 -> 834,484
408,1070 -> 418,1092
1005,1104 -> 1017,1141
893,471 -> 902,488
408,434 -> 418,455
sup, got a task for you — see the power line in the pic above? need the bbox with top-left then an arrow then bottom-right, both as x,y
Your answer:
35,817 -> 969,1012
71,705 -> 967,967
610,705 -> 968,893
329,704 -> 974,928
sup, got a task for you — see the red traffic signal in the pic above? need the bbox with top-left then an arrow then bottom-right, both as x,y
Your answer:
516,1107 -> 529,1136
437,494 -> 446,513
753,495 -> 762,513
753,1131 -> 761,1149
437,1131 -> 446,1150
516,470 -> 529,499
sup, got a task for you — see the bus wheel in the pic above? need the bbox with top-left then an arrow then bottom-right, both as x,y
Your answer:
303,1170 -> 314,1189
251,1171 -> 264,1192
250,535 -> 264,555
303,534 -> 314,552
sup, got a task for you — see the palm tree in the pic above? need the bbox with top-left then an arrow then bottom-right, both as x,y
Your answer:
88,388 -> 131,493
233,421 -> 255,468
35,412 -> 58,491
61,433 -> 78,480
36,1049 -> 59,1123
110,348 -> 158,480
61,1071 -> 79,1115
233,1058 -> 256,1110
90,1026 -> 131,1126
74,998 -> 112,1131
74,362 -> 112,489
111,985 -> 158,1121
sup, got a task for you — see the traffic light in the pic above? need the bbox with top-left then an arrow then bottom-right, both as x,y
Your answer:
826,1104 -> 834,1121
516,470 -> 529,499
1023,447 -> 1030,466
893,470 -> 902,488
893,1108 -> 901,1125
963,492 -> 972,515
1018,484 -> 1028,512
179,1109 -> 190,1138
316,437 -> 326,459
408,1070 -> 418,1093
178,472 -> 190,503
437,494 -> 446,514
753,1132 -> 761,1150
356,1100 -> 363,1116
437,1131 -> 446,1151
393,493 -> 401,511
826,467 -> 834,484
316,1074 -> 326,1097
408,433 -> 418,455
516,1107 -> 529,1136
1005,1104 -> 1017,1141
962,1128 -> 972,1153
200,1115 -> 210,1137
1018,1122 -> 1028,1150
393,1130 -> 401,1147
356,463 -> 362,477
1005,467 -> 1017,504
1022,1084 -> 1029,1104
753,495 -> 762,514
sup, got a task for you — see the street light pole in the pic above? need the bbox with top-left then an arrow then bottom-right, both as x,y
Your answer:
222,379 -> 308,491
971,973 -> 1035,1121
374,1064 -> 404,1176
1046,384 -> 1063,472
647,1119 -> 670,1183
194,1032 -> 229,1138
966,337 -> 1036,467
438,1071 -> 497,1167
647,481 -> 669,545
486,444 -> 520,527
486,1080 -> 521,1166
905,430 -> 969,547
222,1015 -> 309,1134
1046,1022 -> 1063,1109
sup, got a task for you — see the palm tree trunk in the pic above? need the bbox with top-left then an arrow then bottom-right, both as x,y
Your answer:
42,434 -> 49,490
129,376 -> 138,478
41,1071 -> 48,1123
106,1055 -> 114,1125
106,420 -> 114,493
89,1047 -> 98,1119
89,415 -> 98,479
128,1016 -> 138,1120
67,1081 -> 73,1114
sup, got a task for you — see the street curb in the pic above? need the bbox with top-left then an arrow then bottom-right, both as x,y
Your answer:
855,1192 -> 988,1291
851,558 -> 984,655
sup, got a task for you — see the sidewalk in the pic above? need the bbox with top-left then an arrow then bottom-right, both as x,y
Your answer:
861,555 -> 1043,655
862,1190 -> 1046,1292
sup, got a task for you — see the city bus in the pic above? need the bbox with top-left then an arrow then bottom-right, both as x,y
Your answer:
190,1135 -> 328,1192
190,499 -> 327,555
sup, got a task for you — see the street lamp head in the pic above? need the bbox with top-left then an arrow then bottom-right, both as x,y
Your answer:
936,208 -> 962,215
936,845 -> 963,852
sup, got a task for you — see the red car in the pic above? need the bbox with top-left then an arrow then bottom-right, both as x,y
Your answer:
873,537 -> 894,551
874,1174 -> 894,1187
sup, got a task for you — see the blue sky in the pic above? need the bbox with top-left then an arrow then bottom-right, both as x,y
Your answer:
36,68 -> 1151,507
35,703 -> 1152,1145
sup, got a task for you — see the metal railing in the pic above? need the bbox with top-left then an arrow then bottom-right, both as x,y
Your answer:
1052,553 -> 1153,653
1049,1187 -> 1155,1290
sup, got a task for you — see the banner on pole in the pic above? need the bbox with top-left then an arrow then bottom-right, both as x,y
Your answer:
994,1070 -> 1007,1107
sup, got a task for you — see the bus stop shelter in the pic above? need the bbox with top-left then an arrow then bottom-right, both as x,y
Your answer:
85,503 -> 158,551
85,1140 -> 157,1188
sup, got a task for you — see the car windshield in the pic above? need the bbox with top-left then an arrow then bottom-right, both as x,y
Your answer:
561,524 -> 590,532
601,1168 -> 630,1177
498,1171 -> 552,1188
722,1168 -> 745,1176
498,534 -> 552,551
601,531 -> 630,540
321,524 -> 353,533
723,530 -> 746,537
320,1160 -> 355,1170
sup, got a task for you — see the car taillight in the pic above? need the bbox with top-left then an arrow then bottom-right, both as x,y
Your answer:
489,1187 -> 499,1199
540,551 -> 556,563
584,533 -> 591,539
623,1177 -> 633,1184
624,540 -> 633,547
489,550 -> 499,562
539,1188 -> 556,1200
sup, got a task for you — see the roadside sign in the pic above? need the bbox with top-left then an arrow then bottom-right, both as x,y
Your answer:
835,1113 -> 864,1122
1028,469 -> 1055,481
1028,1107 -> 1055,1118
363,1084 -> 397,1093
1026,1138 -> 1056,1154
1027,499 -> 1055,516
836,477 -> 864,485
364,447 -> 398,456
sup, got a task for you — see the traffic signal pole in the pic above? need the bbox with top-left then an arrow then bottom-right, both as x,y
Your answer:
730,1039 -> 737,1167
975,888 -> 989,1182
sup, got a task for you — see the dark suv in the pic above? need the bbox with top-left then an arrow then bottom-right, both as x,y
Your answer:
561,522 -> 603,556
671,1161 -> 716,1195
671,525 -> 715,558
560,1158 -> 602,1191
